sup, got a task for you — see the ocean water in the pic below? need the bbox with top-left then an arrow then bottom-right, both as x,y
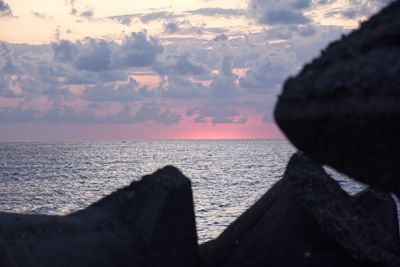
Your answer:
0,140 -> 381,242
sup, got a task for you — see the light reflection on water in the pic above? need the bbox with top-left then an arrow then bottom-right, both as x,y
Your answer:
0,140 -> 384,242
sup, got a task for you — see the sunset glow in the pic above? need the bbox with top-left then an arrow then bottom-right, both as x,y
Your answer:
0,0 -> 388,140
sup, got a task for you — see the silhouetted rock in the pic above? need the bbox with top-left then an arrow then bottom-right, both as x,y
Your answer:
200,153 -> 400,267
274,1 -> 400,194
0,166 -> 199,267
0,237 -> 16,267
353,188 -> 400,248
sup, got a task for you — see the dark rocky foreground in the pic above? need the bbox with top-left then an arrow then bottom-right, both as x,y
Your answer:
274,0 -> 400,195
2,1 -> 400,266
200,153 -> 400,267
0,166 -> 199,267
1,157 -> 399,267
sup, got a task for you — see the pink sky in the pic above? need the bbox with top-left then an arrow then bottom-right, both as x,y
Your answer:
0,0 -> 386,140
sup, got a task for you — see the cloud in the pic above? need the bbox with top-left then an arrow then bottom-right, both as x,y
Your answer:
186,104 -> 247,125
107,14 -> 138,25
248,0 -> 311,25
52,40 -> 78,62
163,21 -> 180,34
68,0 -> 94,19
32,12 -> 53,20
0,102 -> 182,125
130,103 -> 181,125
259,9 -> 309,25
107,8 -> 242,26
80,9 -> 94,18
161,20 -> 227,36
52,31 -> 163,71
114,31 -> 164,68
3,0 -> 376,129
213,34 -> 228,42
158,76 -> 208,99
240,47 -> 299,92
0,0 -> 12,17
187,8 -> 245,17
140,11 -> 181,23
0,43 -> 17,74
82,78 -> 153,102
154,54 -> 207,76
52,39 -> 111,71
327,0 -> 393,19
74,39 -> 111,71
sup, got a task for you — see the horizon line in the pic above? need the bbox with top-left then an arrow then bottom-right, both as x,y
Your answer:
0,137 -> 287,143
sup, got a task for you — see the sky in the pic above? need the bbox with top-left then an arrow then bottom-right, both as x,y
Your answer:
0,0 -> 392,140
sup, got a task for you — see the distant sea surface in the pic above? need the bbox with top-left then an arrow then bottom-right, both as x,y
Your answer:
0,140 -> 373,242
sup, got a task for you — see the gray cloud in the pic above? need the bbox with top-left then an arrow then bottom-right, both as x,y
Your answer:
32,12 -> 52,20
0,0 -> 12,17
326,0 -> 393,19
187,8 -> 245,17
259,9 -> 309,25
158,76 -> 208,99
0,43 -> 17,75
52,31 -> 163,71
52,40 -> 78,62
82,78 -> 154,102
53,39 -> 111,71
80,9 -> 94,18
187,104 -> 247,125
240,47 -> 299,92
68,0 -> 94,19
213,34 -> 228,42
0,102 -> 182,125
74,39 -> 111,71
105,11 -> 181,26
131,103 -> 181,125
0,2 -> 369,128
107,14 -> 138,25
154,54 -> 207,76
140,11 -> 182,23
163,21 -> 180,34
114,31 -> 164,68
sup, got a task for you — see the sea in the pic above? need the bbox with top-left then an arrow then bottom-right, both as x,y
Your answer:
0,140 -> 394,243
